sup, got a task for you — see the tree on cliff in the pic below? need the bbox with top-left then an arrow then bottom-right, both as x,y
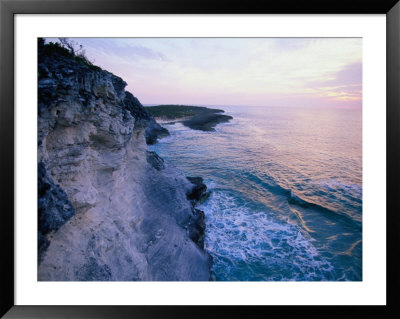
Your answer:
59,38 -> 84,57
38,37 -> 100,71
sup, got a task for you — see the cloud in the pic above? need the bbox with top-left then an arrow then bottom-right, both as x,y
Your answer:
271,38 -> 317,52
113,44 -> 170,62
53,38 -> 171,65
303,62 -> 362,104
314,62 -> 362,87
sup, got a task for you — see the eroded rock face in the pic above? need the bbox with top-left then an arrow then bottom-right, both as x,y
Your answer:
38,162 -> 75,263
37,43 -> 211,281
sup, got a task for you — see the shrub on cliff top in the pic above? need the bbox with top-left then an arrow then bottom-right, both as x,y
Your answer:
39,37 -> 102,71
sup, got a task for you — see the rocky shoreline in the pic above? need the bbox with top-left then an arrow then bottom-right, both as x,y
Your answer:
185,177 -> 211,249
37,39 -> 212,281
145,104 -> 233,131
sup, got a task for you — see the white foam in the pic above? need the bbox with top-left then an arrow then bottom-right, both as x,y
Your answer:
199,190 -> 336,281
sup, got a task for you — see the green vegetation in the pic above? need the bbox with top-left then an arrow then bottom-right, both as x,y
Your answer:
145,105 -> 232,131
145,105 -> 224,120
38,37 -> 102,71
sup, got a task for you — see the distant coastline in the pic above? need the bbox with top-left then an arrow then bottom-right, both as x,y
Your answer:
145,105 -> 233,131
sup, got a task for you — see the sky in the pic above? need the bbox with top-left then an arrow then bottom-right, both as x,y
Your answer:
45,38 -> 362,108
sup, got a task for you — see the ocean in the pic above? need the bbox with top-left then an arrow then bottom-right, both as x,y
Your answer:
149,105 -> 362,281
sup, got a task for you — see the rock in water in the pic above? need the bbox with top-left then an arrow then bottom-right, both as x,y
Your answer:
37,40 -> 211,281
186,176 -> 210,204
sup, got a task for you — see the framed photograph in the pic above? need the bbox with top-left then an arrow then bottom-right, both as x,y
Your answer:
1,0 -> 399,318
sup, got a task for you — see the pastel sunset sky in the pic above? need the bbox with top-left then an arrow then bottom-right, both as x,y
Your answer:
46,38 -> 362,108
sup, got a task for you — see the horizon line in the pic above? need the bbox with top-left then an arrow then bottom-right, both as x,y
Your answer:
142,103 -> 362,109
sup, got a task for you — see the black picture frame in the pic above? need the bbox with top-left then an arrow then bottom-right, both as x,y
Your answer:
1,0 -> 399,318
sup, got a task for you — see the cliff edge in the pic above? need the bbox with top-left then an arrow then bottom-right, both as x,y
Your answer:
37,40 -> 211,281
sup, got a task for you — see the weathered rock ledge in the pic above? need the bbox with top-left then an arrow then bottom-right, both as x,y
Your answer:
37,40 -> 211,281
145,105 -> 233,131
185,177 -> 210,249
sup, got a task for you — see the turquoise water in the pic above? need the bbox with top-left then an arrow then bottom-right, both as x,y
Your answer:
150,106 -> 362,281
